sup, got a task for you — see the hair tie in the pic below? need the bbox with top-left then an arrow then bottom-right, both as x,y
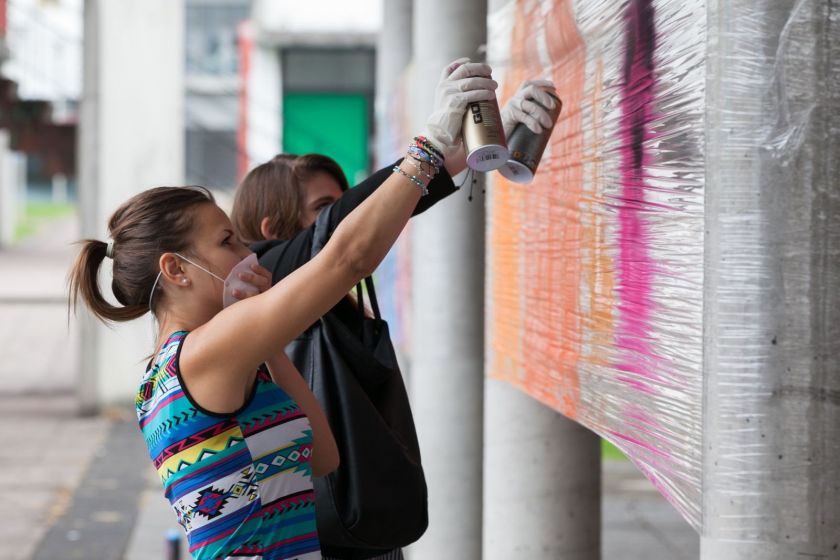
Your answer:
105,240 -> 115,259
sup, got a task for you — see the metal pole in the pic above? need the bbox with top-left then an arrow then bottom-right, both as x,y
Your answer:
483,379 -> 601,559
702,1 -> 840,558
409,0 -> 487,558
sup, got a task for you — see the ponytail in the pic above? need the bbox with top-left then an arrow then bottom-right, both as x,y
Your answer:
68,239 -> 147,323
68,185 -> 215,324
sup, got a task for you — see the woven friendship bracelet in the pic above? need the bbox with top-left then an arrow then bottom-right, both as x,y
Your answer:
414,135 -> 445,160
411,136 -> 445,167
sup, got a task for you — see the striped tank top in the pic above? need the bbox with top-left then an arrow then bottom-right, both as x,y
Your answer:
136,331 -> 321,559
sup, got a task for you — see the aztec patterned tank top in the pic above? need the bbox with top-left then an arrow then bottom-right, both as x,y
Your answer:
136,331 -> 321,559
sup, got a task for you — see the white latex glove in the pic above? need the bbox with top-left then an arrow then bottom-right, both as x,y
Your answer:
423,57 -> 499,157
501,79 -> 561,137
222,253 -> 272,308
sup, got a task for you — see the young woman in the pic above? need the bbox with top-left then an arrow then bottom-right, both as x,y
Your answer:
228,73 -> 558,560
68,58 -> 497,560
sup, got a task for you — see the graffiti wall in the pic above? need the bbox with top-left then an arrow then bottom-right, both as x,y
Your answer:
486,0 -> 706,529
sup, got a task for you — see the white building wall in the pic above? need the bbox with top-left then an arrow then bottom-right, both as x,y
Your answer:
251,0 -> 381,37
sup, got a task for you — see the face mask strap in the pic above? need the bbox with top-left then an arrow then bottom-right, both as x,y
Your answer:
148,253 -> 225,317
174,253 -> 225,283
148,270 -> 163,317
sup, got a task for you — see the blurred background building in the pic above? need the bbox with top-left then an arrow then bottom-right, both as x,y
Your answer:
184,0 -> 380,189
184,0 -> 249,189
0,0 -> 80,246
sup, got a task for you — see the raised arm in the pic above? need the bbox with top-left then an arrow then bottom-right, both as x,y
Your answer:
194,157 -> 424,376
256,161 -> 457,285
192,59 -> 497,380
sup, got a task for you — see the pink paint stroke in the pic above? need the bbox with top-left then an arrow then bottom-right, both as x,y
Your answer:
615,0 -> 662,390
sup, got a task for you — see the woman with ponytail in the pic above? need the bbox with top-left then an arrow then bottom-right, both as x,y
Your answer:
68,58 -> 497,560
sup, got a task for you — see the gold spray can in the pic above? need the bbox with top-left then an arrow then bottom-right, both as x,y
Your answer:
498,91 -> 562,184
463,98 -> 509,172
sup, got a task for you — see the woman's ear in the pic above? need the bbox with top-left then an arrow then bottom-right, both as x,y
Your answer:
259,217 -> 275,240
159,253 -> 189,287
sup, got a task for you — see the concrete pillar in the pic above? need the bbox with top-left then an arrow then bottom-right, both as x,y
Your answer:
408,1 -> 486,558
78,0 -> 184,413
52,173 -> 69,204
702,1 -> 840,558
483,380 -> 601,559
0,130 -> 18,246
374,0 -> 412,165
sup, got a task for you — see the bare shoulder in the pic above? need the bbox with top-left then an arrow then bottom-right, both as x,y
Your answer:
178,326 -> 256,415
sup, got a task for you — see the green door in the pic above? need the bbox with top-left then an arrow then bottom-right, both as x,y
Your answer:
282,93 -> 370,185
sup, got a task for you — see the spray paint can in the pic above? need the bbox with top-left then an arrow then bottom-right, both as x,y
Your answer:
498,91 -> 562,184
463,98 -> 509,172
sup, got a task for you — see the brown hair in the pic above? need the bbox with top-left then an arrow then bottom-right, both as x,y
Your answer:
68,186 -> 215,323
231,153 -> 349,244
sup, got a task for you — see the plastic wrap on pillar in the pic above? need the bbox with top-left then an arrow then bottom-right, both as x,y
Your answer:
486,0 -> 706,530
702,0 -> 840,557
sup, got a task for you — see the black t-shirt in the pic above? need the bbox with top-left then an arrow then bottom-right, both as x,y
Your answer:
249,160 -> 456,559
251,159 -> 458,333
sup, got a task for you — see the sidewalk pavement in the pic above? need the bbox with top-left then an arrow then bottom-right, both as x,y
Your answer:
4,397 -> 697,560
0,214 -> 78,395
0,215 -> 699,559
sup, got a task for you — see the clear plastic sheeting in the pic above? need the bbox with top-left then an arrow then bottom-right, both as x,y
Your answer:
486,0 -> 706,530
702,0 -> 840,556
486,0 -> 840,550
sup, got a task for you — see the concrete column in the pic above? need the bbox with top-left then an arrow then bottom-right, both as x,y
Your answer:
702,1 -> 840,558
408,1 -> 486,559
0,130 -> 17,246
374,0 -> 411,165
78,0 -> 184,413
483,380 -> 601,559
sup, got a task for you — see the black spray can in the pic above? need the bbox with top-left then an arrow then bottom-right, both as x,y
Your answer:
498,91 -> 562,184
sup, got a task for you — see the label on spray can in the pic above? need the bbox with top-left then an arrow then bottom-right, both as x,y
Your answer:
463,99 -> 509,172
498,91 -> 562,184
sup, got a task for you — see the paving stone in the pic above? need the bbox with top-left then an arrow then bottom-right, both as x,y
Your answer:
31,421 -> 148,560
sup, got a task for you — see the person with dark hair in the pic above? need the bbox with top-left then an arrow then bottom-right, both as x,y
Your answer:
68,57 -> 497,560
229,65 -> 558,560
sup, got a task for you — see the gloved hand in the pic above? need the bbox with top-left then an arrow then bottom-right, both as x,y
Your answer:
501,79 -> 560,137
423,57 -> 498,157
222,253 -> 272,308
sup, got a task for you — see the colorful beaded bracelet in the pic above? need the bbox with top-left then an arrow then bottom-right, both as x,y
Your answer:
392,165 -> 429,196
